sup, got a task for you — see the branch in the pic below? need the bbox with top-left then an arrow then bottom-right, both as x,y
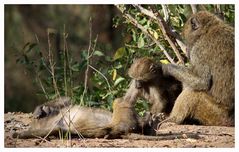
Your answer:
134,5 -> 185,64
116,5 -> 175,64
122,133 -> 200,141
34,34 -> 49,99
160,4 -> 187,55
63,27 -> 74,97
47,28 -> 60,97
88,35 -> 98,59
89,65 -> 112,93
161,4 -> 170,22
214,4 -> 224,20
81,18 -> 92,104
191,4 -> 198,14
63,25 -> 68,97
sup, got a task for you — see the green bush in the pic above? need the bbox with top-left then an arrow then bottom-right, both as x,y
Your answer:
16,4 -> 234,114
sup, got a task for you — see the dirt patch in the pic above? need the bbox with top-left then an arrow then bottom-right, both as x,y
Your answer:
4,112 -> 234,148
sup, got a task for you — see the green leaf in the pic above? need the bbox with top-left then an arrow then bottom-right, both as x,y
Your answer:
113,47 -> 126,61
139,17 -> 147,25
93,50 -> 104,57
114,64 -> 123,69
105,56 -> 112,62
179,13 -> 187,23
145,20 -> 151,28
70,63 -> 80,72
102,91 -> 112,99
114,77 -> 125,86
112,69 -> 117,81
137,34 -> 145,48
132,30 -> 136,42
71,60 -> 87,72
153,31 -> 159,40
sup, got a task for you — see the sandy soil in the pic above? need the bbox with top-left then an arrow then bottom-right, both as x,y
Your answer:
4,112 -> 235,148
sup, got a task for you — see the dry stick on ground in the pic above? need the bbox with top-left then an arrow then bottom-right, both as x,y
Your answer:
122,133 -> 200,141
134,5 -> 185,64
116,5 -> 175,64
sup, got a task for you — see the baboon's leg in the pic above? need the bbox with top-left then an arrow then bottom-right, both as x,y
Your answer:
12,128 -> 60,139
192,91 -> 234,126
12,115 -> 64,139
123,80 -> 140,104
166,89 -> 196,124
163,89 -> 232,126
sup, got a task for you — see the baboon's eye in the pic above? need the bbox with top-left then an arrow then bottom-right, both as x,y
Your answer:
191,17 -> 200,30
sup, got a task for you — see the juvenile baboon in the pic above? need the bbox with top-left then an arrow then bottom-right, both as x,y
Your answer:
160,11 -> 234,126
12,98 -> 147,139
124,57 -> 182,115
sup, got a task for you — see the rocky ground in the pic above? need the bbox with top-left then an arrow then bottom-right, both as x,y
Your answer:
4,112 -> 235,148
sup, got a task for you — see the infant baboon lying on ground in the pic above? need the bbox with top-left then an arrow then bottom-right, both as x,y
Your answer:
12,97 -> 151,139
12,97 -> 199,140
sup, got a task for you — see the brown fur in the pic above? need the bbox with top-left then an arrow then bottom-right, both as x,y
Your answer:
161,11 -> 234,126
125,57 -> 182,115
12,98 -> 148,139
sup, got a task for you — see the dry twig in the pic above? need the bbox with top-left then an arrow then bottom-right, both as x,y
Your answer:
47,28 -> 60,97
191,4 -> 198,14
81,18 -> 92,105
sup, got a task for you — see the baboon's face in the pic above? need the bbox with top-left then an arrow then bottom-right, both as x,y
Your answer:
128,57 -> 161,88
182,11 -> 215,47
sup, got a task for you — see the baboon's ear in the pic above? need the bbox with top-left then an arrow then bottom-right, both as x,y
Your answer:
191,17 -> 200,30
